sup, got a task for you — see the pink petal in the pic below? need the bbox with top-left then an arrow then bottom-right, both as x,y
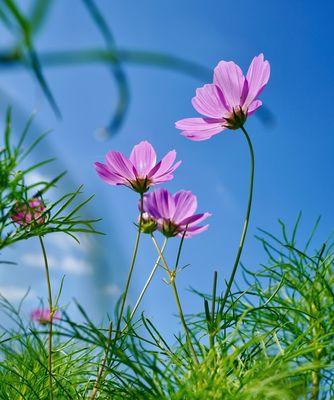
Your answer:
144,189 -> 175,220
129,141 -> 157,177
172,190 -> 198,223
192,84 -> 230,118
94,162 -> 125,185
179,224 -> 209,238
179,212 -> 211,228
149,150 -> 181,182
213,61 -> 245,109
247,99 -> 262,116
243,54 -> 270,108
175,118 -> 225,141
105,151 -> 136,181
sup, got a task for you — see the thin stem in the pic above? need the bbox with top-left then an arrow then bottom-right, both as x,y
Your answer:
39,236 -> 54,400
220,126 -> 255,316
129,238 -> 168,321
89,322 -> 113,400
89,194 -> 144,400
150,234 -> 199,364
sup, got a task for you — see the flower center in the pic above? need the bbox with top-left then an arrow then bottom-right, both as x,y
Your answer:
223,107 -> 247,130
161,220 -> 181,237
130,177 -> 151,194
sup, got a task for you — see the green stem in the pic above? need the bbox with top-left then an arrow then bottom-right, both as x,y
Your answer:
89,322 -> 113,400
219,126 -> 255,316
89,195 -> 144,400
151,234 -> 199,364
38,236 -> 54,400
129,238 -> 167,322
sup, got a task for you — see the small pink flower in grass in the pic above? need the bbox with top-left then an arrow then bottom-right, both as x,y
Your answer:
30,308 -> 61,325
11,197 -> 46,226
142,188 -> 211,238
175,54 -> 270,140
94,141 -> 181,194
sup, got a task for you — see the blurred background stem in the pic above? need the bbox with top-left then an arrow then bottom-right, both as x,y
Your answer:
38,235 -> 54,400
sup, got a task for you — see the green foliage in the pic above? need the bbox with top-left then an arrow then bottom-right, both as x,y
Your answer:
0,108 -> 101,251
1,219 -> 332,399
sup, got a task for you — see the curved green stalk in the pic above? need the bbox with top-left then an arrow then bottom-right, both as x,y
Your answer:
38,236 -> 54,400
90,195 -> 144,400
129,238 -> 168,322
219,126 -> 255,316
151,234 -> 199,365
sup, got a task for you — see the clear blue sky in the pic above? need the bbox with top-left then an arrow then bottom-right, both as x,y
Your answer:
0,0 -> 333,337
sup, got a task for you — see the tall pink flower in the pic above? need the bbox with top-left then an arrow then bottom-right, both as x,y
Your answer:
94,141 -> 181,194
175,54 -> 270,141
30,308 -> 61,325
11,197 -> 46,226
142,188 -> 211,238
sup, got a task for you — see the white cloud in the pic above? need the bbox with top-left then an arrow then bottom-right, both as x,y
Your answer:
25,171 -> 49,186
48,233 -> 92,254
0,286 -> 35,301
21,253 -> 92,275
103,283 -> 121,297
60,256 -> 92,275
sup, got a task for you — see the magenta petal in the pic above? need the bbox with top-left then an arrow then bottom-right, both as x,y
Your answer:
149,157 -> 182,186
192,84 -> 230,118
154,188 -> 175,219
172,190 -> 198,222
144,188 -> 175,220
94,162 -> 125,185
129,141 -> 157,177
179,212 -> 211,227
243,53 -> 270,108
175,118 -> 225,141
179,224 -> 209,237
105,151 -> 136,181
213,60 -> 245,109
247,99 -> 262,115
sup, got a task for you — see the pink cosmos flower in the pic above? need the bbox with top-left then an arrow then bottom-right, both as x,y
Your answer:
142,188 -> 211,238
30,308 -> 61,325
94,141 -> 181,194
11,198 -> 46,226
175,54 -> 270,141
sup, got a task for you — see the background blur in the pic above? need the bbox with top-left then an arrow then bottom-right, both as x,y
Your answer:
0,0 -> 333,338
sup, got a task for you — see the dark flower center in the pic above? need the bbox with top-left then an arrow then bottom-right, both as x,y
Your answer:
223,107 -> 247,130
130,177 -> 151,194
161,220 -> 181,237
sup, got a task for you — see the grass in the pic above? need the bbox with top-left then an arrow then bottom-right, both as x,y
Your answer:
0,218 -> 333,399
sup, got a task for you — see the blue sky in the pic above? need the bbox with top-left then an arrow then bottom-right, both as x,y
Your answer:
0,0 -> 333,337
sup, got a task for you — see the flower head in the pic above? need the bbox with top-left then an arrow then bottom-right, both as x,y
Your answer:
11,197 -> 46,226
142,188 -> 211,238
30,308 -> 60,325
175,54 -> 270,140
94,141 -> 181,194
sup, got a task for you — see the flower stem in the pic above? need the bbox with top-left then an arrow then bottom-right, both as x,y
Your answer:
219,126 -> 255,316
150,234 -> 199,364
89,322 -> 113,400
90,195 -> 144,400
129,238 -> 167,321
38,236 -> 54,400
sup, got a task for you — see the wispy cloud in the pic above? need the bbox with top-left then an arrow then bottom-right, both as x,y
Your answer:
103,283 -> 121,298
0,286 -> 35,301
21,253 -> 92,275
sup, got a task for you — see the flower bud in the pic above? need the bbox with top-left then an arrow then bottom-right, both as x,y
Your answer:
11,197 -> 46,227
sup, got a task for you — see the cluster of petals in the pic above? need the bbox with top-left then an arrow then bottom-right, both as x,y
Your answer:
11,198 -> 46,226
142,188 -> 211,238
30,308 -> 61,325
94,141 -> 181,194
175,53 -> 270,140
